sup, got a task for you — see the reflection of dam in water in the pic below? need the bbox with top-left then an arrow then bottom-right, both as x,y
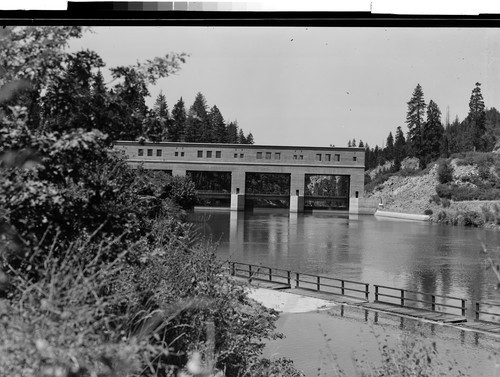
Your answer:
195,210 -> 500,312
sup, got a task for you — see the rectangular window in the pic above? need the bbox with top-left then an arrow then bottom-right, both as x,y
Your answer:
147,149 -> 153,156
234,153 -> 238,158
315,154 -> 322,161
206,151 -> 212,158
335,154 -> 340,161
275,153 -> 281,160
181,152 -> 185,157
325,154 -> 331,161
197,150 -> 203,158
240,153 -> 244,158
353,156 -> 357,162
293,155 -> 297,160
157,149 -> 162,157
175,152 -> 179,156
257,152 -> 263,159
299,155 -> 303,160
216,151 -> 221,158
138,149 -> 144,156
266,152 -> 272,159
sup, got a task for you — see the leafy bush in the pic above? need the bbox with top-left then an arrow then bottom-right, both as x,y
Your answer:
424,209 -> 433,215
441,198 -> 451,208
437,159 -> 454,184
434,209 -> 485,227
435,182 -> 500,201
429,194 -> 441,205
435,184 -> 453,199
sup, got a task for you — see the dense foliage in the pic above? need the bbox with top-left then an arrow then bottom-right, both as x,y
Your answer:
0,26 -> 300,377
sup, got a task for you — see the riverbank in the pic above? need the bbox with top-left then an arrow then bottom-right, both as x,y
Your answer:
366,158 -> 500,228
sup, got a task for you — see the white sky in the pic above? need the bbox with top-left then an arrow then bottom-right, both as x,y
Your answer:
68,27 -> 500,148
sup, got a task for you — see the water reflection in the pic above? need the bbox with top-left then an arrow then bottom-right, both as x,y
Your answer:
195,210 -> 500,305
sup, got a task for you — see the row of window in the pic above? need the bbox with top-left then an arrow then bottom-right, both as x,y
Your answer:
256,152 -> 280,160
138,148 -> 162,157
136,149 -> 357,162
197,150 -> 222,158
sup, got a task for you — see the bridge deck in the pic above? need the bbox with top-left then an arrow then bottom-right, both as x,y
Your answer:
358,302 -> 466,323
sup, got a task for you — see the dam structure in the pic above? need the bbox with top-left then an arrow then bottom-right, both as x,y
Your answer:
114,141 -> 371,213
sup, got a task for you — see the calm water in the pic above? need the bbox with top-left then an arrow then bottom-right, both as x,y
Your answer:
194,209 -> 500,375
195,209 -> 500,307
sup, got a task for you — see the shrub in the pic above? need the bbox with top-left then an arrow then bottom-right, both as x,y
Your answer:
461,210 -> 485,227
429,194 -> 441,205
441,198 -> 451,208
424,209 -> 433,215
435,184 -> 453,199
437,159 -> 454,184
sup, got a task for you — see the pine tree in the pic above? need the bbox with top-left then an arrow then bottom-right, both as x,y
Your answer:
185,93 -> 211,143
352,138 -> 357,147
170,97 -> 186,142
406,84 -> 426,159
184,93 -> 209,142
347,140 -> 352,148
226,121 -> 239,144
246,132 -> 254,144
394,126 -> 406,171
153,91 -> 169,118
153,91 -> 169,140
209,105 -> 226,143
238,129 -> 247,144
358,140 -> 364,148
385,132 -> 394,160
467,82 -> 486,151
422,100 -> 444,164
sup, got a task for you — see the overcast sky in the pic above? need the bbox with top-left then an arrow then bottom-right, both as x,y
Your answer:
69,26 -> 500,148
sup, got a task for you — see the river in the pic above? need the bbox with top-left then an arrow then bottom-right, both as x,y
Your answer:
193,209 -> 500,375
195,209 -> 500,305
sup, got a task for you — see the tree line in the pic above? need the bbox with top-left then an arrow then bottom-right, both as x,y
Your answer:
349,82 -> 500,171
3,39 -> 254,145
148,91 -> 254,144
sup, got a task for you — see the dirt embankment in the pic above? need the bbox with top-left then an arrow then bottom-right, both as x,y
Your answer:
365,158 -> 500,227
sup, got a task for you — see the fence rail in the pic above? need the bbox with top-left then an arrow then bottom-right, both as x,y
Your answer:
227,261 -> 369,301
474,301 -> 500,322
222,261 -> 500,324
374,284 -> 467,317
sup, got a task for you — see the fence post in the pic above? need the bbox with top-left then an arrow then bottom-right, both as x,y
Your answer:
296,272 -> 300,288
431,295 -> 436,311
400,290 -> 405,307
248,264 -> 252,283
461,299 -> 466,317
316,276 -> 320,291
375,285 -> 379,302
287,271 -> 291,286
269,267 -> 272,282
231,262 -> 235,276
365,284 -> 369,301
476,302 -> 480,320
341,280 -> 345,296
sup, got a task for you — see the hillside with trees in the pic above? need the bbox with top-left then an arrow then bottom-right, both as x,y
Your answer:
355,82 -> 500,227
356,82 -> 500,173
